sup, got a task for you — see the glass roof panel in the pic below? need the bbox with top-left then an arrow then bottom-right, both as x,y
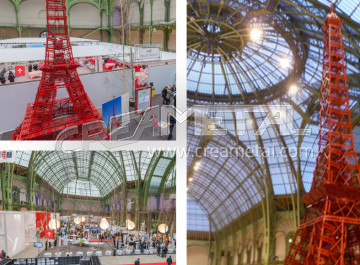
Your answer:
63,179 -> 101,197
12,151 -> 176,198
188,194 -> 213,232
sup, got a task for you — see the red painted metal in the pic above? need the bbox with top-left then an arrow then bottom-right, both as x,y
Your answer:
285,7 -> 360,265
11,0 -> 109,140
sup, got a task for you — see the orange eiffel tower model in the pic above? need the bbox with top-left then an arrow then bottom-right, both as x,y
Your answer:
11,0 -> 109,140
284,2 -> 360,264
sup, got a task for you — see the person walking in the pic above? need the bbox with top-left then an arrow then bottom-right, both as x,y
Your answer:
168,113 -> 176,140
167,256 -> 173,265
0,74 -> 5,85
134,258 -> 140,265
163,245 -> 168,258
8,71 -> 15,83
162,87 -> 168,105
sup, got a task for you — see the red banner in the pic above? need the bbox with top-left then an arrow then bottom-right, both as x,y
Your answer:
45,230 -> 54,239
36,212 -> 51,238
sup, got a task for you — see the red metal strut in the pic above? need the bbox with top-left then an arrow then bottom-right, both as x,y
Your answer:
284,6 -> 360,265
12,0 -> 109,140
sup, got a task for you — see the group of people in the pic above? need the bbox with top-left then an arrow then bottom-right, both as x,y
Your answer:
28,63 -> 39,73
44,238 -> 58,250
161,85 -> 176,140
0,70 -> 15,84
134,256 -> 173,265
162,85 -> 176,106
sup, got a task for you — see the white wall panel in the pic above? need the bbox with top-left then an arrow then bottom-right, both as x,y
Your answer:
148,64 -> 176,94
23,212 -> 36,243
69,3 -> 100,28
19,0 -> 46,28
5,213 -> 26,257
0,0 -> 17,27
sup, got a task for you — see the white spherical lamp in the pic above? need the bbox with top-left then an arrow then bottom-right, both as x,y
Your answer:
158,224 -> 169,234
48,219 -> 60,230
126,219 -> 135,230
100,219 -> 109,230
74,217 -> 81,225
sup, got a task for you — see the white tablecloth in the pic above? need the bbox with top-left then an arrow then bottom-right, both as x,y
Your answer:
28,70 -> 42,79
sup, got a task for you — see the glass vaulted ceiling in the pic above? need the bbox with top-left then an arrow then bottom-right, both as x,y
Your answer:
14,151 -> 176,198
187,0 -> 360,103
187,0 -> 360,231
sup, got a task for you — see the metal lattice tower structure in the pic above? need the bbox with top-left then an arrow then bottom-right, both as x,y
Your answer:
11,0 -> 108,140
284,3 -> 360,265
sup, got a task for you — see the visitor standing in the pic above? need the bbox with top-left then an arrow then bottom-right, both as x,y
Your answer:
167,256 -> 173,265
134,258 -> 140,265
1,250 -> 6,260
8,71 -> 15,83
168,113 -> 176,140
0,74 -> 5,85
162,87 -> 168,105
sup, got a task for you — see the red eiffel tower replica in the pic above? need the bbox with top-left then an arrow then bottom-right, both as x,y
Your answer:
110,100 -> 121,130
284,2 -> 360,265
11,0 -> 109,140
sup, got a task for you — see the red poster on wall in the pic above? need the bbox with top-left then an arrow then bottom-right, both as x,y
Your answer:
36,212 -> 51,238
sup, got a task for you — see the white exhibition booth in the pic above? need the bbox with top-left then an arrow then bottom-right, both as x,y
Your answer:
0,211 -> 59,258
0,63 -> 175,134
0,38 -> 176,135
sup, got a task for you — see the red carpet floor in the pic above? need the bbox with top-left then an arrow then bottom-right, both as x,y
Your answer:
123,263 -> 176,265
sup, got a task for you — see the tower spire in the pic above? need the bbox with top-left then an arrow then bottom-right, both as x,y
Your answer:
331,0 -> 333,13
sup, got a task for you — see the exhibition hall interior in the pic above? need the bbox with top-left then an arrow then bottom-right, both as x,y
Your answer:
187,0 -> 360,265
0,0 -> 176,141
0,150 -> 176,265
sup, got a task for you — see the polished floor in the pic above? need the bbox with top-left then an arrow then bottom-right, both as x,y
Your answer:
13,240 -> 176,265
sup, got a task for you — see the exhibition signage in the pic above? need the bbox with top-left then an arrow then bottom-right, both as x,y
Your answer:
36,212 -> 51,238
45,230 -> 54,239
136,86 -> 152,115
15,66 -> 25,76
0,151 -> 16,163
135,44 -> 161,61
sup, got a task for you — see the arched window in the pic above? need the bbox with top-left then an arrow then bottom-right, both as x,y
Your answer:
12,187 -> 20,205
286,232 -> 295,254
